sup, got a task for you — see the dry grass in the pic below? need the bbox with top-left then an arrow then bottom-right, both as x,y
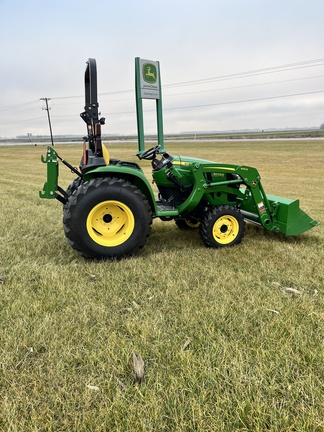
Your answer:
0,140 -> 323,431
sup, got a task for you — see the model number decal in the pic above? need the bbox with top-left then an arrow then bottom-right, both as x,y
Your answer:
258,201 -> 266,214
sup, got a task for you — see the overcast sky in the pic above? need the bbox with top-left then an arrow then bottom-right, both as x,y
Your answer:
1,0 -> 324,138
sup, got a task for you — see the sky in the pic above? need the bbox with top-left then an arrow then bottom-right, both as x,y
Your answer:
1,0 -> 324,138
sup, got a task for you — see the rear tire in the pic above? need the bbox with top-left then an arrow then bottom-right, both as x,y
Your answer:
65,177 -> 82,197
200,205 -> 245,248
63,177 -> 152,259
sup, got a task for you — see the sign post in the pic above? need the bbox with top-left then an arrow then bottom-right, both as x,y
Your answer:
135,57 -> 165,154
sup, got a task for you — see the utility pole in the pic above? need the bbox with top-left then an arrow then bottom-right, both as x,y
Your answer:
40,97 -> 54,146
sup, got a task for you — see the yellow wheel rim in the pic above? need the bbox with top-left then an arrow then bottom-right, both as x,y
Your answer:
86,200 -> 135,247
212,215 -> 239,245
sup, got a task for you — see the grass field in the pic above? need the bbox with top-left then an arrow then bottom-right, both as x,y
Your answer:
0,140 -> 323,431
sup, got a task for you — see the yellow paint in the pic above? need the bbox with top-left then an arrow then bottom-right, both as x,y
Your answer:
86,200 -> 134,247
172,161 -> 190,166
211,166 -> 236,171
212,215 -> 239,244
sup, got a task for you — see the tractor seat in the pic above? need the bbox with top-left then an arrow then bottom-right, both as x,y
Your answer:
103,144 -> 141,170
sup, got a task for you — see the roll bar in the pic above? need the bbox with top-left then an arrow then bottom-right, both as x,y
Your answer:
80,58 -> 105,156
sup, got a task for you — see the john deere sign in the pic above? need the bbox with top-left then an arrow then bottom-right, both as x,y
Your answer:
139,59 -> 160,99
135,57 -> 164,153
143,63 -> 157,83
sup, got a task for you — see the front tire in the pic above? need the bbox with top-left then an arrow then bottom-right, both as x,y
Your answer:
63,177 -> 152,259
200,205 -> 245,248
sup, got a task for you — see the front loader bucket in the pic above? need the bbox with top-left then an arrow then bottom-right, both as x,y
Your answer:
267,194 -> 319,236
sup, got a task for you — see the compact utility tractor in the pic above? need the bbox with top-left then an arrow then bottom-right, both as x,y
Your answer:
39,58 -> 319,259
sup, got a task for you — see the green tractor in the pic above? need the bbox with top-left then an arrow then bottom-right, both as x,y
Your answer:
39,58 -> 319,259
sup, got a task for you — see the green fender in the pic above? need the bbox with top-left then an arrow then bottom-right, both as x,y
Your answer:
83,165 -> 157,213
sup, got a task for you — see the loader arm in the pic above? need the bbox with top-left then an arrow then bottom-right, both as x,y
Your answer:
176,162 -> 279,230
160,157 -> 319,236
234,166 -> 319,235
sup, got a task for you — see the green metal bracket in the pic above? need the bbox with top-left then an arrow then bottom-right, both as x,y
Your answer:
39,146 -> 59,199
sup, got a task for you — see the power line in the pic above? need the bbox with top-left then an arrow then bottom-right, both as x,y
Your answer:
163,75 -> 324,98
1,89 -> 323,125
0,76 -> 312,113
1,57 -> 323,111
36,57 -> 324,102
104,89 -> 324,116
48,74 -> 324,108
162,90 -> 324,112
1,58 -> 324,127
0,116 -> 45,125
0,100 -> 39,112
163,58 -> 324,88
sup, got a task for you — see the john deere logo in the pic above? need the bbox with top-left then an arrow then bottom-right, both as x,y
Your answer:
143,63 -> 157,84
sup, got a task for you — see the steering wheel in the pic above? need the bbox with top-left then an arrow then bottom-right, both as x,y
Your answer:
138,145 -> 160,160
